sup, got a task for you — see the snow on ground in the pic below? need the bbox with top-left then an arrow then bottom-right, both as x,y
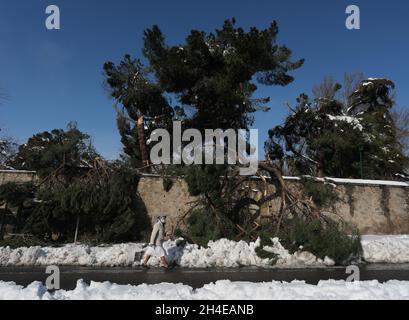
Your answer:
0,243 -> 146,267
361,235 -> 409,263
0,235 -> 408,267
0,238 -> 336,268
1,279 -> 409,300
261,237 -> 334,266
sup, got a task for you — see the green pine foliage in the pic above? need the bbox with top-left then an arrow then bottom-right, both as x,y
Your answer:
104,19 -> 305,246
266,78 -> 408,179
24,166 -> 150,243
0,182 -> 36,234
300,178 -> 339,208
0,182 -> 35,208
104,56 -> 174,165
104,19 -> 303,164
184,165 -> 241,240
349,79 -> 408,179
162,176 -> 174,192
2,125 -> 151,244
0,235 -> 47,249
0,137 -> 17,169
184,208 -> 223,247
142,19 -> 303,131
254,232 -> 278,261
278,218 -> 362,265
12,122 -> 98,180
184,165 -> 226,197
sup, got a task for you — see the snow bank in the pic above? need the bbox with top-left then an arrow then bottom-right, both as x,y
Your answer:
361,235 -> 409,263
0,238 -> 331,268
0,235 -> 407,267
166,239 -> 271,268
262,237 -> 334,266
167,238 -> 333,268
0,243 -> 146,267
1,279 -> 409,300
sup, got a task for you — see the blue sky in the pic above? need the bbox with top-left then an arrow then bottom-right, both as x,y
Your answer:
1,0 -> 408,160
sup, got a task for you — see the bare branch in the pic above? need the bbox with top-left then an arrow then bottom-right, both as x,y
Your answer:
312,76 -> 338,100
392,107 -> 409,155
343,72 -> 365,106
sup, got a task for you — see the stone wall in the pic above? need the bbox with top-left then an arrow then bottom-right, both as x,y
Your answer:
331,184 -> 409,234
0,170 -> 37,185
137,175 -> 409,235
137,175 -> 197,233
1,170 -> 408,235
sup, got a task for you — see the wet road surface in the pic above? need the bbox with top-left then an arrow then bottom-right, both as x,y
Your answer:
1,264 -> 409,289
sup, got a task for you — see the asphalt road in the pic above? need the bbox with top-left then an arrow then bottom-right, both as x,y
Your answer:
1,264 -> 409,289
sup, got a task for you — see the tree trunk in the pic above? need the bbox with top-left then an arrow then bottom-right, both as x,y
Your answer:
258,162 -> 287,215
317,155 -> 325,178
0,203 -> 8,240
74,214 -> 80,244
137,115 -> 150,172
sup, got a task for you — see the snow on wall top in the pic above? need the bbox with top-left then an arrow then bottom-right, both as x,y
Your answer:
1,170 -> 408,187
282,176 -> 409,187
140,173 -> 409,186
0,170 -> 36,174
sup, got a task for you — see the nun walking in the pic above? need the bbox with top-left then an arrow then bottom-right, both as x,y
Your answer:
143,215 -> 169,268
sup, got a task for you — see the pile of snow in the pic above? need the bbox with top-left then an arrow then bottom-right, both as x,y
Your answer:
1,279 -> 409,300
0,238 -> 332,268
361,235 -> 409,264
168,238 -> 333,268
167,239 -> 270,268
0,243 -> 146,267
0,235 -> 408,267
262,238 -> 334,266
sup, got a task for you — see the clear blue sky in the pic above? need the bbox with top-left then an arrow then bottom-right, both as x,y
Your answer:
1,0 -> 408,160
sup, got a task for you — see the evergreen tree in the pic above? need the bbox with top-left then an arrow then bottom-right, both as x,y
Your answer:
5,122 -> 150,243
104,19 -> 304,243
266,78 -> 408,179
25,164 -> 150,243
349,78 -> 407,178
0,136 -> 17,169
12,122 -> 99,180
103,55 -> 174,167
104,19 -> 304,165
143,19 -> 303,131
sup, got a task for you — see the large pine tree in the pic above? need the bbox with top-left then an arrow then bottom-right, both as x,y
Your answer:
103,19 -> 304,166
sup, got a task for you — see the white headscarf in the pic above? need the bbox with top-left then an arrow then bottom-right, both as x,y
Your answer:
158,215 -> 167,224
